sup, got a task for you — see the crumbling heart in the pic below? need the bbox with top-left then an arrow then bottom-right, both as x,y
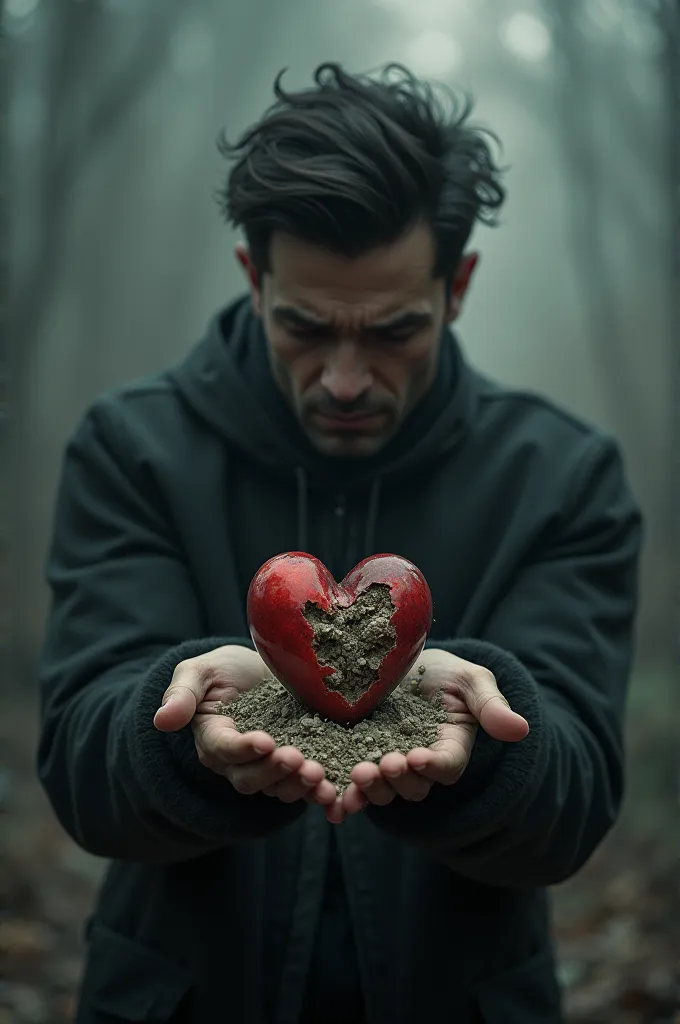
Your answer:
247,552 -> 433,724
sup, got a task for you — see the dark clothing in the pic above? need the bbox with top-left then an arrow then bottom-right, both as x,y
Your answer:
37,297 -> 642,1024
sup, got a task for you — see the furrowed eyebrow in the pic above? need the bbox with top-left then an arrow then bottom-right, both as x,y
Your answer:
272,306 -> 433,333
369,311 -> 433,332
272,307 -> 330,329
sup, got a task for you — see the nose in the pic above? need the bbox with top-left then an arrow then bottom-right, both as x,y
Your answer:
320,339 -> 373,404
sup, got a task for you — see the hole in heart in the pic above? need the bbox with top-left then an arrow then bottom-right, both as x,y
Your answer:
302,582 -> 397,703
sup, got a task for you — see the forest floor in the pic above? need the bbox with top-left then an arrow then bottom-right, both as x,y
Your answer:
1,666 -> 678,1024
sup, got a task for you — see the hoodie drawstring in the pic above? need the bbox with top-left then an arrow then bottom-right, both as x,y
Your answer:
295,468 -> 382,559
363,477 -> 382,557
296,467 -> 308,553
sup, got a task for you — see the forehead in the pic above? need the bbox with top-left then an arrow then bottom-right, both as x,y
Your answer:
266,223 -> 438,320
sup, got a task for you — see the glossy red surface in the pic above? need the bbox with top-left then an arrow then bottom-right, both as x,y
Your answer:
247,552 -> 433,724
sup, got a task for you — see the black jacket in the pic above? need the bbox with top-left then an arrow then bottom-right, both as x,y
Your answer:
37,297 -> 642,1024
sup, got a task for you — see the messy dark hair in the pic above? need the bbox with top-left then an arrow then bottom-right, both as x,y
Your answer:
216,62 -> 506,280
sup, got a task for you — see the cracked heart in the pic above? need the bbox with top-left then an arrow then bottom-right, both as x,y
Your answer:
247,552 -> 433,724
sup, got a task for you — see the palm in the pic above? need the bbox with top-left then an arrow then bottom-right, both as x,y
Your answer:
400,683 -> 479,781
192,651 -> 270,740
430,718 -> 478,771
154,645 -> 268,735
419,665 -> 477,744
196,678 -> 252,715
192,647 -> 269,713
154,645 -> 338,810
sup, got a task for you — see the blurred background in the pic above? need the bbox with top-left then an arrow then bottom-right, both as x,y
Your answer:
2,0 -> 679,1021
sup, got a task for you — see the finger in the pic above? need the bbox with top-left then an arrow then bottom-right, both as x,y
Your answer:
194,716 -> 275,764
379,752 -> 409,777
262,778 -> 311,803
266,777 -> 336,806
380,759 -> 433,802
349,763 -> 396,806
379,753 -> 433,802
406,734 -> 469,785
228,747 -> 304,795
297,762 -> 338,807
459,669 -> 529,741
342,782 -> 369,815
261,761 -> 326,803
304,779 -> 338,807
326,797 -> 347,824
154,659 -> 206,731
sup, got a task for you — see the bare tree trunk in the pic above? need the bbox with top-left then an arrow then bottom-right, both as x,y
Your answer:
660,0 -> 680,701
1,0 -> 9,673
10,0 -> 188,396
0,0 -> 6,425
544,0 -> 649,449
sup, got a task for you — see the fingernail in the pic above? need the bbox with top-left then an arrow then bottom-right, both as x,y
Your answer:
300,775 -> 315,788
280,763 -> 294,773
253,744 -> 269,754
160,693 -> 177,707
410,760 -> 427,770
361,778 -> 374,789
383,769 -> 402,779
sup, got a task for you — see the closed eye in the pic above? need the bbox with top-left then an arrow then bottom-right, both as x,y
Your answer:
287,326 -> 331,342
367,326 -> 421,344
289,326 -> 417,344
374,329 -> 417,343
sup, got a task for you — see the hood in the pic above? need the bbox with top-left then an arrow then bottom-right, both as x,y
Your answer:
169,296 -> 478,492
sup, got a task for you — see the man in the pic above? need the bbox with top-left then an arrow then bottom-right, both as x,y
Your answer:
37,63 -> 641,1024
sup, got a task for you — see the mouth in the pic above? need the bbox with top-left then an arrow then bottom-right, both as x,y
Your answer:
312,412 -> 386,432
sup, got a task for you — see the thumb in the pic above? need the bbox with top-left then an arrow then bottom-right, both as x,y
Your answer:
153,663 -> 205,732
462,669 -> 529,742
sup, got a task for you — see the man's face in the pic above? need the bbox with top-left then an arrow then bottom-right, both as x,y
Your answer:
238,223 -> 477,458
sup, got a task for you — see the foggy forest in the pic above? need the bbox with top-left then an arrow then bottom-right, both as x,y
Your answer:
3,0 -> 679,1021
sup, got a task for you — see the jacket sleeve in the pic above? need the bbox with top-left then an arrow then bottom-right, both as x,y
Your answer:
37,401 -> 305,865
366,438 -> 643,886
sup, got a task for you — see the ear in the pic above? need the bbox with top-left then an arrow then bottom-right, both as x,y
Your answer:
446,251 -> 479,322
235,243 -> 263,316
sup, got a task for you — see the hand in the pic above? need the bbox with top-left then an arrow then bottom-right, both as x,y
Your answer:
339,648 -> 530,819
153,645 -> 337,809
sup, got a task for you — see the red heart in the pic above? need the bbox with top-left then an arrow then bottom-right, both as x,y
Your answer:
247,552 -> 433,724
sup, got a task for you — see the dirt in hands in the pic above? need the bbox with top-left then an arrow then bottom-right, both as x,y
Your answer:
302,582 -> 397,703
219,675 -> 447,793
